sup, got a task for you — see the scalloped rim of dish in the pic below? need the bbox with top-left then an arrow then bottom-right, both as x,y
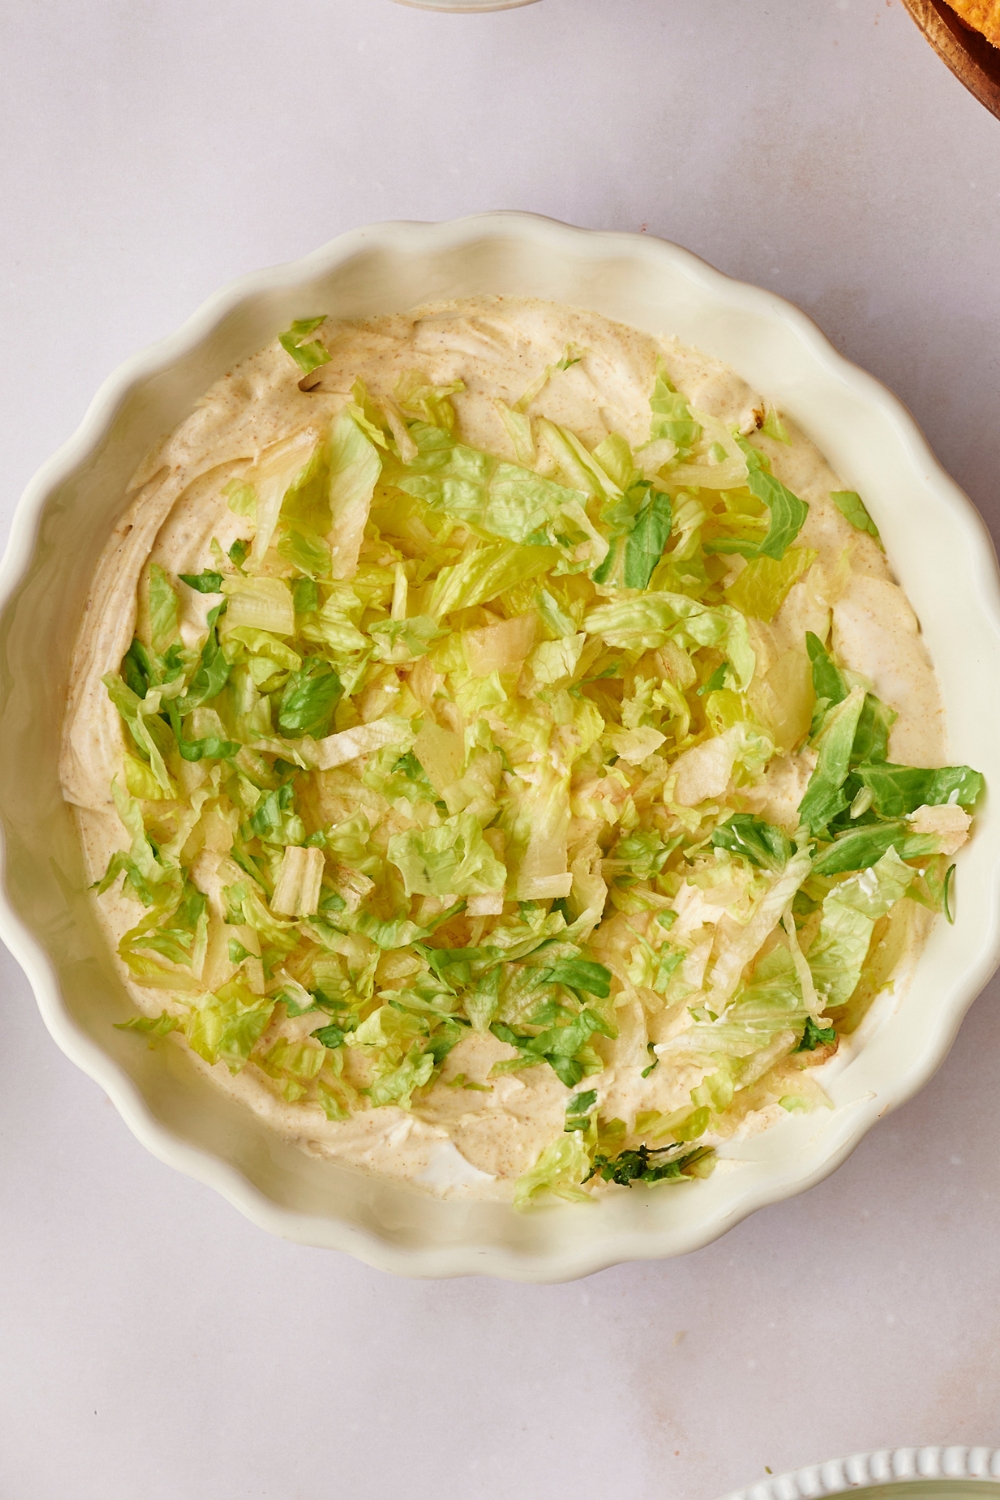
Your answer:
720,1444 -> 1000,1498
2,213 -> 1000,1280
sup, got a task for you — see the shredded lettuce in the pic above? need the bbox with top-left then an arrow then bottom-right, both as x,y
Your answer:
277,659 -> 342,738
711,814 -> 792,871
831,489 -> 880,541
388,814 -> 505,898
326,408 -> 383,580
810,821 -> 935,876
383,422 -> 585,547
585,1142 -> 715,1187
512,1132 -> 593,1208
147,564 -> 179,654
426,540 -> 555,620
584,594 -> 755,689
798,687 -> 866,835
725,547 -> 816,623
278,316 -> 331,376
853,762 -> 983,817
737,438 -> 810,559
762,407 -> 791,445
808,847 -> 914,1008
99,344 -> 982,1202
649,362 -> 701,450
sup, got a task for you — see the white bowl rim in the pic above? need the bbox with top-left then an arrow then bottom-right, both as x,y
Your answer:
719,1443 -> 1000,1497
2,211 -> 1000,1280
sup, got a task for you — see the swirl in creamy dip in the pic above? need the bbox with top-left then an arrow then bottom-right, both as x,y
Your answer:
61,297 -> 980,1204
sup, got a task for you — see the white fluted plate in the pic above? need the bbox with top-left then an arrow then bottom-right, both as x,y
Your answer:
2,214 -> 1000,1278
721,1445 -> 1000,1499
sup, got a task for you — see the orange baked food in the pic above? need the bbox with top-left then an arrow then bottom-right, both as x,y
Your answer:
944,0 -> 1000,47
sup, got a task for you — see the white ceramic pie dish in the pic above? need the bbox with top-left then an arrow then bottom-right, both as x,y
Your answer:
2,212 -> 999,1280
720,1445 -> 1000,1498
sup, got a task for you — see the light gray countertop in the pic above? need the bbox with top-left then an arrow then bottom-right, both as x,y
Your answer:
2,3 -> 1000,1497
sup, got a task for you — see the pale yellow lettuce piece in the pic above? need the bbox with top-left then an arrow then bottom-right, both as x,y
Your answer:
221,576 -> 295,637
271,845 -> 325,917
412,721 -> 466,794
327,408 -> 384,581
725,548 -> 817,624
906,802 -> 971,856
463,614 -> 537,677
610,726 -> 667,765
246,428 -> 320,569
309,716 -> 413,771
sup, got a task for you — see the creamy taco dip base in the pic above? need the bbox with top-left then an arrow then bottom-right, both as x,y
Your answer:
61,296 -> 951,1203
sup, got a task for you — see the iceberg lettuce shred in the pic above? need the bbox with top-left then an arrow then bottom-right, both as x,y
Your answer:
98,335 -> 983,1206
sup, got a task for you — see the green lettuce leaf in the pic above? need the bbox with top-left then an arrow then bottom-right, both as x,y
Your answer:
245,783 -> 305,846
736,438 -> 809,559
115,878 -> 208,982
587,1142 -> 715,1186
185,987 -> 275,1073
831,489 -> 880,540
810,821 -> 936,876
513,1132 -> 594,1208
711,814 -> 793,872
148,564 -> 179,655
761,407 -> 791,444
853,762 -> 984,818
807,846 -> 914,1008
649,363 -> 701,450
176,603 -> 230,712
114,1012 -> 180,1040
797,686 -> 865,834
326,407 -> 383,581
725,547 -> 815,623
179,570 -> 224,594
386,422 -> 584,546
278,316 -> 331,375
805,632 -> 896,762
103,672 -> 175,792
388,813 -> 506,898
293,577 -> 319,614
367,1047 -> 436,1109
806,630 -> 848,708
564,1087 -> 598,1133
492,1004 -> 610,1089
584,593 -> 755,689
277,527 -> 332,580
426,540 -> 556,621
277,658 -> 343,738
368,616 -> 445,664
395,371 -> 465,433
851,693 -> 895,765
622,487 -> 673,589
536,588 -> 577,638
540,958 -> 612,998
463,964 -> 502,1034
121,638 -> 153,699
173,728 -> 239,763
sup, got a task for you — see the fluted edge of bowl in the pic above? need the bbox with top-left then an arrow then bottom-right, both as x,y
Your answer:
2,213 -> 1000,1279
721,1444 -> 1000,1499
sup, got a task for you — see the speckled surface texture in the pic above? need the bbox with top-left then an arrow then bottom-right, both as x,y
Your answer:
2,2 -> 1000,1497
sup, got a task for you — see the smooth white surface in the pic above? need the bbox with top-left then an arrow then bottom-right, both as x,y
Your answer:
2,0 -> 1000,1494
394,0 -> 540,10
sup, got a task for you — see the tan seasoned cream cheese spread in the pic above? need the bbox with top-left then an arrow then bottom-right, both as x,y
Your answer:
61,297 -> 956,1201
